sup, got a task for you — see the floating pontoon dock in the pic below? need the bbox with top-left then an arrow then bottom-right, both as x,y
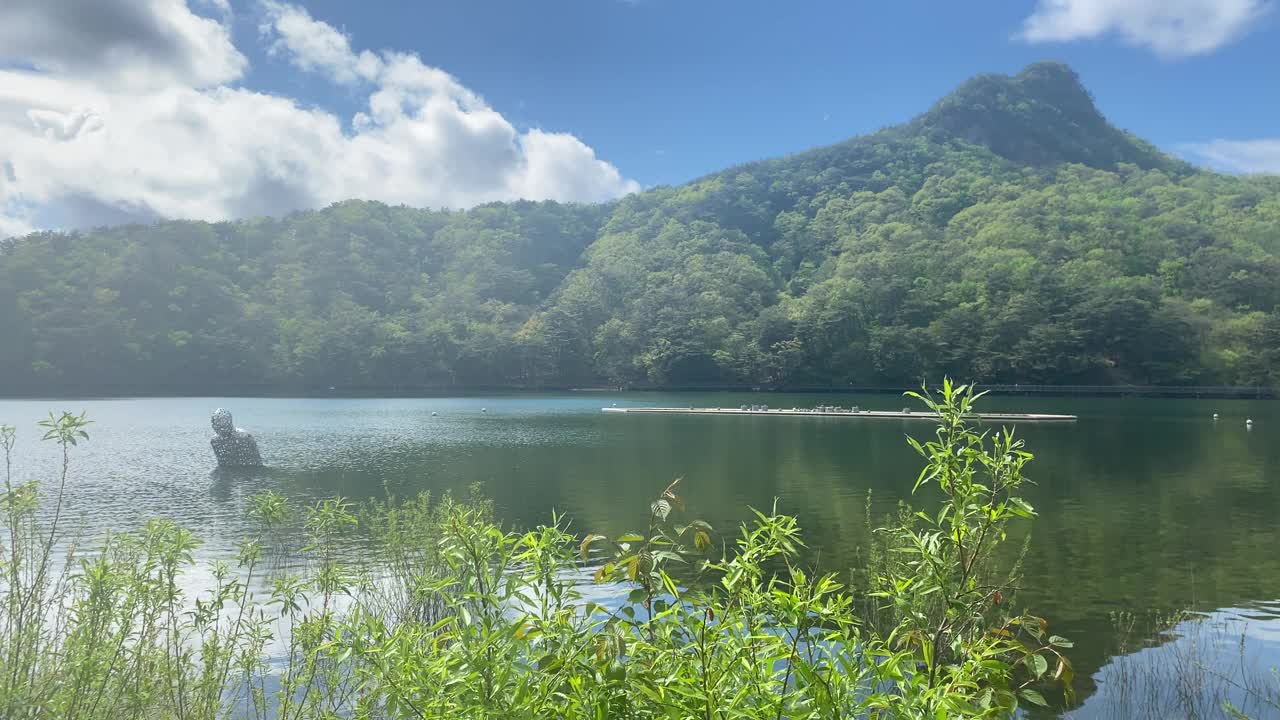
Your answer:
602,407 -> 1077,423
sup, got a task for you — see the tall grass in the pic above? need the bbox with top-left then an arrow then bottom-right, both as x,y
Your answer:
0,383 -> 1090,718
1064,610 -> 1280,720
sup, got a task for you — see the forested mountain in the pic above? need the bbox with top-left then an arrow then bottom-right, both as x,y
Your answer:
4,62 -> 1280,394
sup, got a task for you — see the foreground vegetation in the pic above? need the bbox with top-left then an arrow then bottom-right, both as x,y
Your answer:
1081,610 -> 1280,720
5,62 -> 1280,394
1,383 -> 1087,718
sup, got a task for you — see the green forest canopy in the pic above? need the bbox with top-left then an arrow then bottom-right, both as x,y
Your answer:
4,61 -> 1280,393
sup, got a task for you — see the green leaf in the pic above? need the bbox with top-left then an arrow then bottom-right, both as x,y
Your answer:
660,571 -> 679,599
1019,689 -> 1048,707
1026,653 -> 1048,678
1009,497 -> 1037,518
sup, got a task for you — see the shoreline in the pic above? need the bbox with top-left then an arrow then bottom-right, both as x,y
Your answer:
0,384 -> 1273,401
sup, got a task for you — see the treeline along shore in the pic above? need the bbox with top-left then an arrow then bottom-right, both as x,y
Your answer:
4,62 -> 1280,395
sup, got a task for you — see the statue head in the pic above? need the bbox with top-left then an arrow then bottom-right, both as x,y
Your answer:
211,408 -> 235,436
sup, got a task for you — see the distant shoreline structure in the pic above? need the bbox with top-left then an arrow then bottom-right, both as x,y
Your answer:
603,406 -> 1079,423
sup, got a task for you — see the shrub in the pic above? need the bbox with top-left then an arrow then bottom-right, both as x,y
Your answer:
0,382 -> 1074,719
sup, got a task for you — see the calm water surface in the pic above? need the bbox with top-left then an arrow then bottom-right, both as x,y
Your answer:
2,393 -> 1278,716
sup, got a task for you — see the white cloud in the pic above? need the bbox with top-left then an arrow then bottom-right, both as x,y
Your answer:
0,211 -> 33,242
1182,139 -> 1280,174
0,0 -> 245,90
0,0 -> 639,237
1019,0 -> 1270,57
259,0 -> 380,85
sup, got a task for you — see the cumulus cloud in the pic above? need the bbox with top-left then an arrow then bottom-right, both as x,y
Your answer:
0,0 -> 246,90
0,0 -> 639,237
1182,139 -> 1280,174
259,0 -> 381,85
0,211 -> 33,243
1019,0 -> 1270,57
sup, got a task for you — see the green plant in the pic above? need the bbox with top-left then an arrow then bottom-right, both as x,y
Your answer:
580,477 -> 716,633
1,411 -> 94,718
865,380 -> 1075,715
1,386 -> 1082,719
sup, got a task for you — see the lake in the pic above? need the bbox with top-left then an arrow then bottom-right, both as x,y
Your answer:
1,392 -> 1278,717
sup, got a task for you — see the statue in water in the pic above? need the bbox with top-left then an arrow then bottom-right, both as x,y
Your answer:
210,408 -> 263,467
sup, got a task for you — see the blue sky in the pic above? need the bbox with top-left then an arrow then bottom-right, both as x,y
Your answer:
243,0 -> 1280,187
0,0 -> 1276,235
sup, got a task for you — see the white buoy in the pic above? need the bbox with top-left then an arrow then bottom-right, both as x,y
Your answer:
481,408 -> 487,413
1246,418 -> 1254,426
431,412 -> 437,417
1213,413 -> 1220,420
